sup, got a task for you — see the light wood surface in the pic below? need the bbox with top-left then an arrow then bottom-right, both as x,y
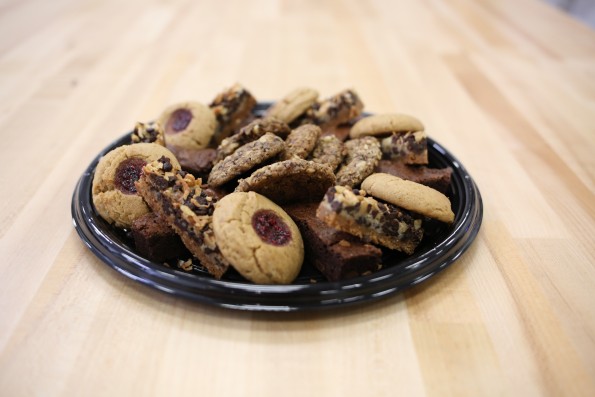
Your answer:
1,0 -> 594,395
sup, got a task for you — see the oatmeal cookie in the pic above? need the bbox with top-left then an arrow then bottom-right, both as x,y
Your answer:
316,185 -> 424,254
361,173 -> 454,223
309,135 -> 345,172
280,124 -> 321,160
335,136 -> 382,187
266,87 -> 319,124
215,117 -> 290,163
207,133 -> 285,187
92,143 -> 180,229
236,158 -> 335,204
135,157 -> 231,279
209,83 -> 257,145
213,191 -> 304,284
158,101 -> 216,150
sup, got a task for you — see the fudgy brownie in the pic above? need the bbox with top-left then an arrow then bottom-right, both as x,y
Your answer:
131,212 -> 189,262
168,146 -> 217,177
284,202 -> 382,282
375,160 -> 452,194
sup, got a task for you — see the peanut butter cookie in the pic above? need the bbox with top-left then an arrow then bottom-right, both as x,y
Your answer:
266,87 -> 319,124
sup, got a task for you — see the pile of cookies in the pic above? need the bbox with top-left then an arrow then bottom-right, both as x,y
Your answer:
92,84 -> 455,284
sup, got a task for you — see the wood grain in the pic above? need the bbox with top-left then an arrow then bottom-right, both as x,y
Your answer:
1,0 -> 594,395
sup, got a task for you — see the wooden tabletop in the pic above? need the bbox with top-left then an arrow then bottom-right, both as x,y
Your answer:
1,0 -> 594,395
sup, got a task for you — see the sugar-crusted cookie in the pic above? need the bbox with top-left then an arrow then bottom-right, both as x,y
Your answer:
92,143 -> 181,229
131,121 -> 165,146
135,157 -> 231,279
335,136 -> 382,187
316,185 -> 424,254
281,124 -> 321,160
207,133 -> 285,187
309,135 -> 345,172
213,191 -> 304,284
158,101 -> 216,150
266,87 -> 319,124
209,83 -> 257,145
215,117 -> 290,163
361,173 -> 454,223
235,158 -> 335,204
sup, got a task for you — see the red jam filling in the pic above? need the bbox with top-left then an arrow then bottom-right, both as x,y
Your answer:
114,157 -> 147,194
165,108 -> 193,134
251,209 -> 292,246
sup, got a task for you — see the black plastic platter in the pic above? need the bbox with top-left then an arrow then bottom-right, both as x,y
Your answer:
72,103 -> 482,311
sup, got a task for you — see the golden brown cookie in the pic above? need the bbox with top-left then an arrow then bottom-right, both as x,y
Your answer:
214,117 -> 290,163
361,173 -> 455,223
209,83 -> 257,145
335,136 -> 382,187
213,191 -> 304,284
316,185 -> 424,254
130,121 -> 165,146
135,157 -> 231,279
281,124 -> 321,160
235,158 -> 335,204
349,113 -> 425,139
266,88 -> 319,124
207,133 -> 285,187
157,101 -> 216,150
309,135 -> 345,172
92,143 -> 181,228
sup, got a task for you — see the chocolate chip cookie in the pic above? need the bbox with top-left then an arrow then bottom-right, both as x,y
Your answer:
235,158 -> 335,204
335,136 -> 382,187
213,191 -> 304,284
92,143 -> 181,229
207,132 -> 285,187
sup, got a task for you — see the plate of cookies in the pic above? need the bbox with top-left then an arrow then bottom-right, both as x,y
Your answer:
72,85 -> 483,311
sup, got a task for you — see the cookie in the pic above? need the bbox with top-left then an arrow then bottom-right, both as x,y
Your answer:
131,121 -> 165,146
236,158 -> 335,204
135,157 -> 231,279
157,101 -> 216,150
266,87 -> 319,124
209,83 -> 257,145
335,136 -> 382,187
361,173 -> 454,223
281,124 -> 321,160
212,191 -> 304,284
92,143 -> 181,228
309,135 -> 345,172
215,117 -> 290,163
316,185 -> 424,254
349,113 -> 425,139
300,89 -> 364,130
207,132 -> 285,187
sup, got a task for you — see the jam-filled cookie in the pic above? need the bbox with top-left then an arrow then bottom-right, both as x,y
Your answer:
208,133 -> 285,187
92,143 -> 181,228
213,191 -> 304,284
157,101 -> 216,150
235,158 -> 335,204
